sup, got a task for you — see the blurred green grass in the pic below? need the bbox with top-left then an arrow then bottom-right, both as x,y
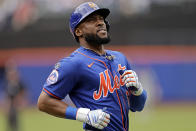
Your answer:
0,104 -> 196,131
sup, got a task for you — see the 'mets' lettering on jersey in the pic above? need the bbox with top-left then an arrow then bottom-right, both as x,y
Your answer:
93,64 -> 126,100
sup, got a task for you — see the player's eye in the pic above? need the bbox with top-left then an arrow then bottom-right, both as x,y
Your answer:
98,17 -> 104,21
85,16 -> 104,22
86,17 -> 96,22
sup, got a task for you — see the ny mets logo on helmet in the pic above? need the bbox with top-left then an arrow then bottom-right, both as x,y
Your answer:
93,64 -> 126,100
88,2 -> 97,10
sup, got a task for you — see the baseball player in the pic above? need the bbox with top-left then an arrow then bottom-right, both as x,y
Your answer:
37,2 -> 147,131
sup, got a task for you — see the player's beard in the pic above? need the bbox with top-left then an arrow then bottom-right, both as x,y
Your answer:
84,33 -> 111,46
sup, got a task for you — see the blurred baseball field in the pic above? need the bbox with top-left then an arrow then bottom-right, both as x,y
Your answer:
0,103 -> 195,131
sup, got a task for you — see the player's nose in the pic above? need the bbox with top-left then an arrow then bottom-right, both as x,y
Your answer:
97,19 -> 105,27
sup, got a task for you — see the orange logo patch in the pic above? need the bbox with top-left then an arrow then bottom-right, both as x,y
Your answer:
47,69 -> 59,85
88,62 -> 95,68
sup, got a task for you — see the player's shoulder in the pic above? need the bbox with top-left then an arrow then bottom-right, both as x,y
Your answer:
54,48 -> 87,69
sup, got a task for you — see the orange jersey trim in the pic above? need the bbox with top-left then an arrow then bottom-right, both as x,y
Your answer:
43,88 -> 62,100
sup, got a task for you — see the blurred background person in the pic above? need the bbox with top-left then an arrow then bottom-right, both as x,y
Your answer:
3,60 -> 27,131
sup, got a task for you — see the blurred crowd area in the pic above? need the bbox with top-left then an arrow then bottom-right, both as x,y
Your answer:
0,0 -> 196,31
0,0 -> 196,48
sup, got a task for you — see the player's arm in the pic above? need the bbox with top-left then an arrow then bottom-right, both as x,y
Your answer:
120,70 -> 147,112
37,91 -> 68,118
37,91 -> 110,129
38,59 -> 110,129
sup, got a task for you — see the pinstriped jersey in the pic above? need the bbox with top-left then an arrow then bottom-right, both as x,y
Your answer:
43,46 -> 147,131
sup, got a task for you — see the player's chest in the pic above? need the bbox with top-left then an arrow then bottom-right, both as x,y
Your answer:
78,59 -> 127,100
80,58 -> 120,81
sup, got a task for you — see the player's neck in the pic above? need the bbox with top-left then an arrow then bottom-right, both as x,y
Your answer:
80,41 -> 105,55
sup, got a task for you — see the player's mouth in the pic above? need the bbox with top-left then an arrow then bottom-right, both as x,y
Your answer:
97,28 -> 107,33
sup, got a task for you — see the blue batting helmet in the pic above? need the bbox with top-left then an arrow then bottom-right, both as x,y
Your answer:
69,2 -> 110,41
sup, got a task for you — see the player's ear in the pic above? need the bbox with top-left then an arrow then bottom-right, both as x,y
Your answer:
75,28 -> 83,37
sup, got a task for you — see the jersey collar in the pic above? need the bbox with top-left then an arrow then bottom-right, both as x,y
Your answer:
78,46 -> 108,57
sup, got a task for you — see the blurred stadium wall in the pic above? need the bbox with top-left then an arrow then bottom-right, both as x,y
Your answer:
0,0 -> 196,105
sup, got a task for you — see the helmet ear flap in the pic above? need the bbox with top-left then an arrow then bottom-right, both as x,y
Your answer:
105,20 -> 110,31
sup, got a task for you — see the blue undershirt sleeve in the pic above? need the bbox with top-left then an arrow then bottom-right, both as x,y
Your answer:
129,89 -> 147,112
